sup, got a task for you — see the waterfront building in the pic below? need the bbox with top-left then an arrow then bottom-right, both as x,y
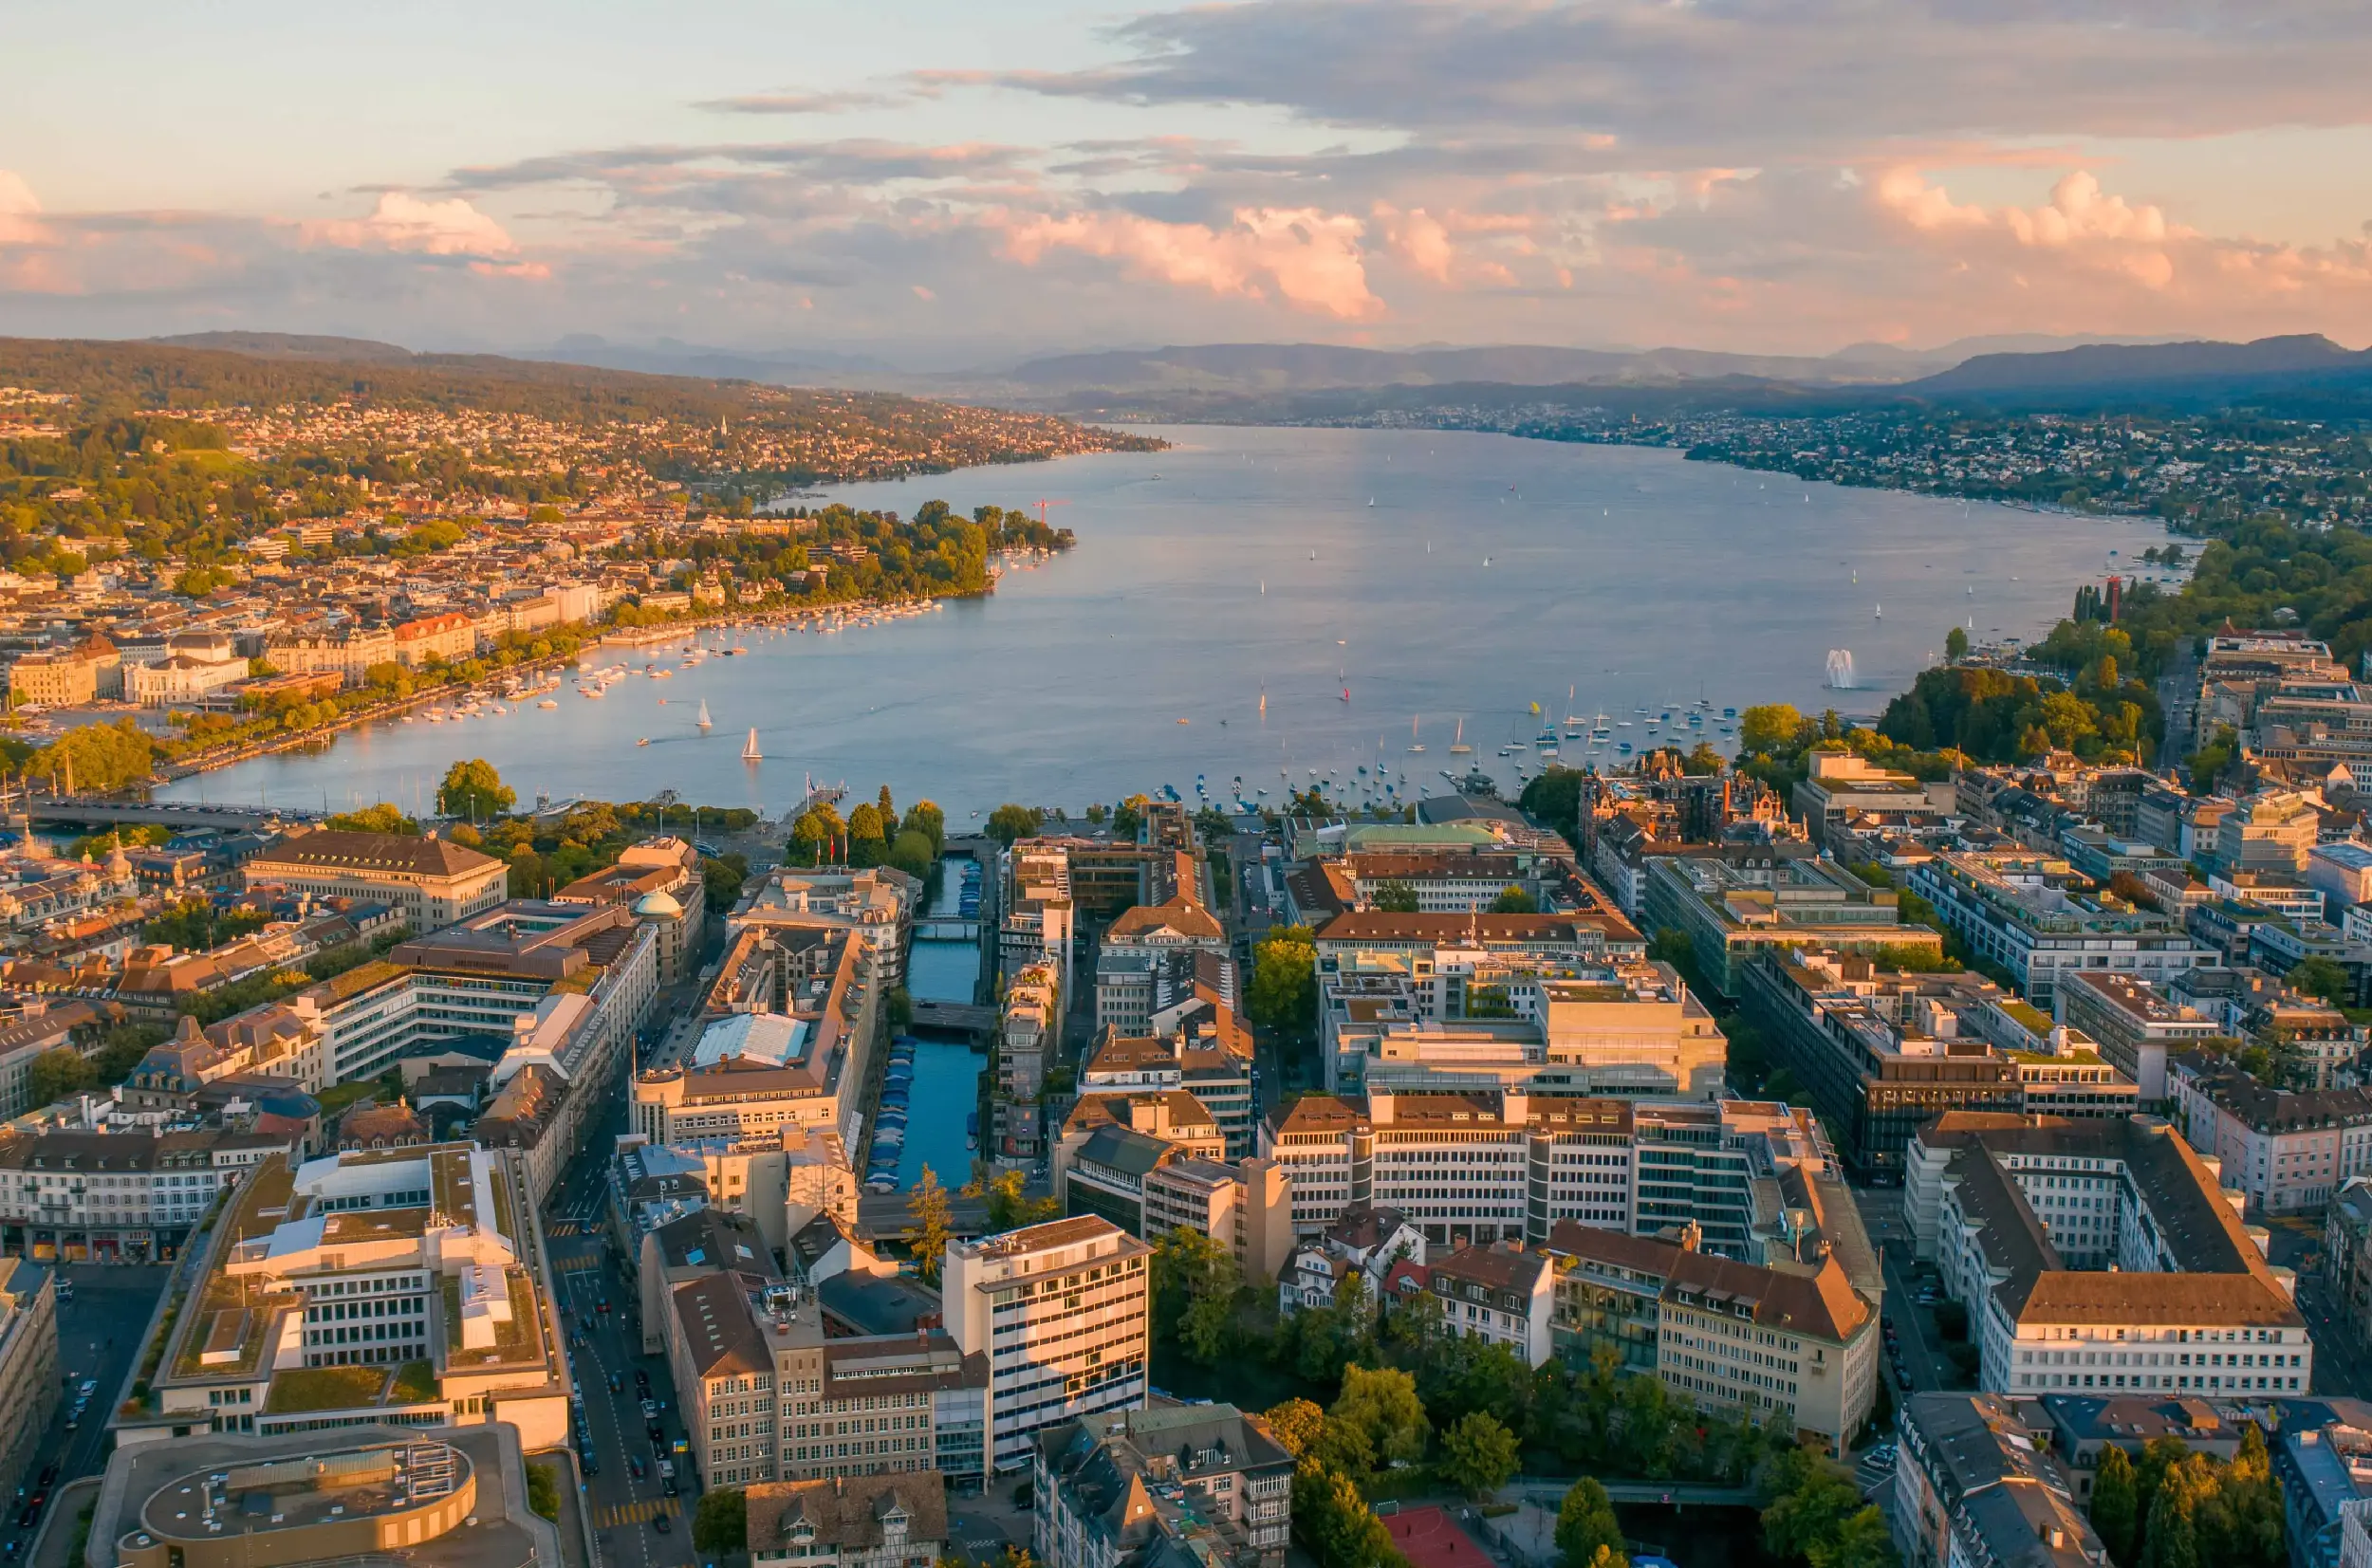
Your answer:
744,1474 -> 949,1568
940,1215 -> 1152,1473
0,1126 -> 286,1263
0,1258 -> 57,1504
1001,833 -> 1195,997
243,829 -> 509,934
7,636 -> 119,705
554,836 -> 706,983
1904,1114 -> 2312,1397
1908,851 -> 2214,1007
1894,1393 -> 2103,1568
1033,1404 -> 1293,1568
994,962 -> 1058,1165
2053,972 -> 2227,1110
1545,1221 -> 1879,1455
1646,854 -> 1943,998
120,1143 -> 567,1448
2170,1058 -> 2372,1217
1056,1091 -> 1227,1234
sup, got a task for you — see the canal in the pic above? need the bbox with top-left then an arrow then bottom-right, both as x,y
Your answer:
896,932 -> 987,1189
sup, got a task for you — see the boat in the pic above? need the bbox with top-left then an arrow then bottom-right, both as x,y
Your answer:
650,668 -> 672,679
967,1112 -> 979,1152
1589,713 -> 1612,743
1449,719 -> 1472,755
741,728 -> 763,762
1874,602 -> 1882,619
537,699 -> 559,710
697,700 -> 713,729
1408,715 -> 1424,753
636,737 -> 649,747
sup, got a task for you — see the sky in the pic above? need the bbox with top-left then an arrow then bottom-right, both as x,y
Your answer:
7,0 -> 2372,364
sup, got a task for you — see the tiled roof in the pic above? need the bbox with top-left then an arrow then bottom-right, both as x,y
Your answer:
250,829 -> 501,878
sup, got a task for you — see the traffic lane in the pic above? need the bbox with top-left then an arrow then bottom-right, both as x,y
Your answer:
559,1258 -> 693,1568
6,1264 -> 169,1553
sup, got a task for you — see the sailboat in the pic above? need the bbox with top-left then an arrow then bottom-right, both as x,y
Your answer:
1874,602 -> 1882,620
696,699 -> 713,729
1258,688 -> 1268,717
1449,718 -> 1472,755
741,728 -> 763,762
1408,715 -> 1425,753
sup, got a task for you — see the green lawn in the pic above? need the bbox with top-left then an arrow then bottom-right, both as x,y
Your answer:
390,1358 -> 439,1404
264,1364 -> 387,1413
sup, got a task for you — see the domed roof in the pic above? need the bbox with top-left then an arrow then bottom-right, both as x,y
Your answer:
633,890 -> 684,917
256,1088 -> 320,1119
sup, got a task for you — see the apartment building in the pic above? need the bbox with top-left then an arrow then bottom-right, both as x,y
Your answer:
941,1216 -> 1152,1473
0,1002 -> 102,1121
1645,854 -> 1943,998
243,829 -> 509,933
2054,971 -> 2227,1110
1546,1221 -> 1879,1456
1056,1091 -> 1227,1235
1428,1240 -> 1555,1366
1906,1114 -> 2312,1399
731,863 -> 915,991
2171,1059 -> 2372,1217
0,1258 -> 57,1505
1003,834 -> 1192,999
995,962 -> 1058,1165
744,1474 -> 949,1568
1140,1156 -> 1293,1283
554,836 -> 706,983
1895,1393 -> 2104,1568
1033,1405 -> 1293,1568
121,1143 -> 567,1448
0,1127 -> 287,1263
1909,851 -> 2214,1007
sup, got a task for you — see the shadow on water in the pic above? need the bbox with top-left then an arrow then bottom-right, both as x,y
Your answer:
1614,1502 -> 1780,1568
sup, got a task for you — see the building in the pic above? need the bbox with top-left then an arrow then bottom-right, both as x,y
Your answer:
1056,1091 -> 1227,1235
941,1215 -> 1152,1473
119,1143 -> 567,1448
243,829 -> 509,934
2171,1058 -> 2372,1217
0,1127 -> 287,1264
2055,972 -> 2228,1111
1905,1114 -> 2312,1398
1141,1156 -> 1294,1284
1032,1404 -> 1293,1568
0,1001 -> 103,1121
994,963 -> 1059,1165
2031,1394 -> 2244,1504
1545,1220 -> 1880,1456
0,1258 -> 57,1505
1646,854 -> 1944,998
1793,753 -> 1956,854
1428,1240 -> 1555,1366
89,1425 -> 561,1568
1909,852 -> 2215,1007
1895,1393 -> 2105,1568
553,836 -> 706,983
2329,1181 -> 2372,1357
2310,842 -> 2372,913
2277,1409 -> 2372,1568
745,1474 -> 949,1568
8,636 -> 118,705
732,863 -> 915,991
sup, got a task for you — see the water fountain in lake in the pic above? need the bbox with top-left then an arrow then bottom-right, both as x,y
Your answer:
1824,649 -> 1857,690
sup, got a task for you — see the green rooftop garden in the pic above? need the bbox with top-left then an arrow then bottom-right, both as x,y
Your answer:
264,1364 -> 388,1414
390,1358 -> 439,1404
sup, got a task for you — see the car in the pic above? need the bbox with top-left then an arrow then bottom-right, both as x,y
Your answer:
662,1479 -> 679,1499
633,1369 -> 650,1388
61,1414 -> 75,1432
608,1373 -> 623,1394
647,1422 -> 665,1443
33,1469 -> 53,1490
630,1457 -> 646,1481
5,1537 -> 22,1558
11,1512 -> 29,1533
640,1399 -> 658,1420
596,1299 -> 611,1315
652,1515 -> 672,1535
581,1455 -> 599,1476
76,1380 -> 95,1399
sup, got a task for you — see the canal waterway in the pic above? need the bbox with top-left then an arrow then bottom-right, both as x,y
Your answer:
160,425 -> 2167,823
895,934 -> 987,1188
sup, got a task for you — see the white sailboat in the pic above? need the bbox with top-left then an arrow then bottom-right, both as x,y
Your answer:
696,699 -> 713,729
1408,715 -> 1425,754
741,728 -> 763,762
1449,718 -> 1472,755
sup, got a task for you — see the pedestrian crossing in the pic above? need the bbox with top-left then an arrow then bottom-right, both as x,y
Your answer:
547,1220 -> 597,1237
595,1499 -> 679,1526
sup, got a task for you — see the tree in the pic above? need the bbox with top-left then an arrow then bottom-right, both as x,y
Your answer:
900,800 -> 947,854
1249,925 -> 1319,1040
1329,1363 -> 1428,1474
1557,1477 -> 1626,1568
1292,1458 -> 1404,1568
2288,955 -> 2350,1005
324,802 -> 419,835
691,1486 -> 746,1554
27,1046 -> 96,1107
982,1169 -> 1060,1230
1808,1506 -> 1896,1568
908,1165 -> 953,1283
1374,879 -> 1421,913
525,1460 -> 561,1522
986,803 -> 1041,845
2093,1443 -> 2140,1566
1740,703 -> 1809,758
436,758 -> 514,820
886,829 -> 935,879
1261,1398 -> 1325,1461
1682,742 -> 1726,775
1491,885 -> 1539,914
1439,1411 -> 1519,1499
1946,625 -> 1971,663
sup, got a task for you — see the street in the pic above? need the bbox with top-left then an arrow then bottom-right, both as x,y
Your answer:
8,1263 -> 170,1557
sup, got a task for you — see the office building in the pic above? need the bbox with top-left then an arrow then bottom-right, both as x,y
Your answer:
2171,1059 -> 2372,1217
941,1216 -> 1152,1473
1142,1157 -> 1294,1283
1546,1221 -> 1879,1456
243,830 -> 509,934
1909,851 -> 2214,1007
1895,1393 -> 2104,1568
1792,753 -> 1956,854
731,863 -> 915,991
1646,854 -> 1944,998
2054,972 -> 2227,1111
554,836 -> 706,983
1905,1114 -> 2312,1398
1033,1405 -> 1293,1568
120,1143 -> 566,1448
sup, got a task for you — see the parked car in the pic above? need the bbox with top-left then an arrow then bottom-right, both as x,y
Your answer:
640,1399 -> 658,1420
76,1380 -> 95,1399
652,1515 -> 671,1535
662,1479 -> 679,1499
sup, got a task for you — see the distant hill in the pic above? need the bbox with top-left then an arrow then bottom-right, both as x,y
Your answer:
147,331 -> 417,362
523,336 -> 904,388
1912,334 -> 2366,395
987,341 -> 1907,397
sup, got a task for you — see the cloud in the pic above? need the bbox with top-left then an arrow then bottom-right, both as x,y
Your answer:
995,205 -> 1381,319
695,90 -> 899,116
304,193 -> 523,258
0,171 -> 49,246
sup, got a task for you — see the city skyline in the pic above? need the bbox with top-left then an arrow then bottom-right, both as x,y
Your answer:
7,0 -> 2372,360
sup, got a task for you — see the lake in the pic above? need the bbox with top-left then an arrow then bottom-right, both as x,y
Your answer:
161,426 -> 2163,823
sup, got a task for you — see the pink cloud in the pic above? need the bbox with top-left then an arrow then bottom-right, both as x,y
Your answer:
996,205 -> 1381,318
0,171 -> 51,247
304,192 -> 523,258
